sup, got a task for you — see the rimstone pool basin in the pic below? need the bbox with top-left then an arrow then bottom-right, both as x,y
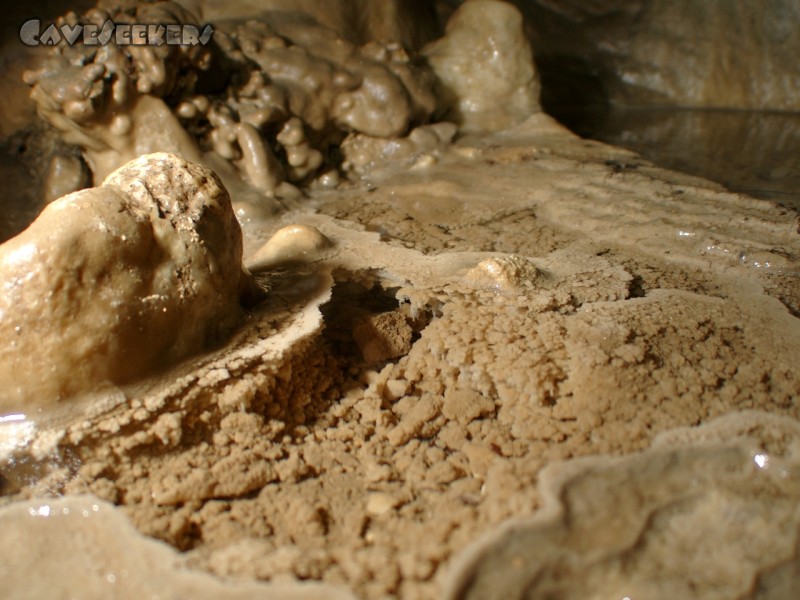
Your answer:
0,2 -> 799,599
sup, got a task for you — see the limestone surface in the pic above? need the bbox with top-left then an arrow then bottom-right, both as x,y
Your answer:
0,494 -> 356,600
446,412 -> 800,599
1,3 -> 799,600
520,0 -> 800,110
2,115 -> 798,600
424,0 -> 541,132
0,153 -> 247,412
23,1 -> 440,195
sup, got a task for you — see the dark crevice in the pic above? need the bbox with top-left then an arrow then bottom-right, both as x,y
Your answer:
775,294 -> 800,320
320,278 -> 432,368
628,275 -> 647,298
0,471 -> 19,497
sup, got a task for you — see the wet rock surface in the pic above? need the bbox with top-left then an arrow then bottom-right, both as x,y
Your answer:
0,153 -> 247,412
0,494 -> 357,600
423,0 -> 540,132
519,0 -> 800,111
447,412 -> 800,600
22,0 -> 441,196
2,115 -> 799,600
0,2 -> 799,600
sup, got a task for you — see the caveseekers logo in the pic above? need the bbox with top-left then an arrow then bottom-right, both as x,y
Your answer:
20,19 -> 214,47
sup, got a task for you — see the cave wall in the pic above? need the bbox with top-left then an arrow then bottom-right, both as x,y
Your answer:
511,0 -> 800,111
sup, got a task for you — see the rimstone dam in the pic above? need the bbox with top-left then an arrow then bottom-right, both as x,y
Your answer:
0,2 -> 799,599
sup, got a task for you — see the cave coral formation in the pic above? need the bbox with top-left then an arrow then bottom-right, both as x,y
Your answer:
23,1 -> 452,197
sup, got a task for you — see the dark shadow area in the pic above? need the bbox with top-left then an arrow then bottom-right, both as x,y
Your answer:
0,125 -> 82,242
320,279 -> 430,367
551,107 -> 800,210
503,1 -> 800,209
